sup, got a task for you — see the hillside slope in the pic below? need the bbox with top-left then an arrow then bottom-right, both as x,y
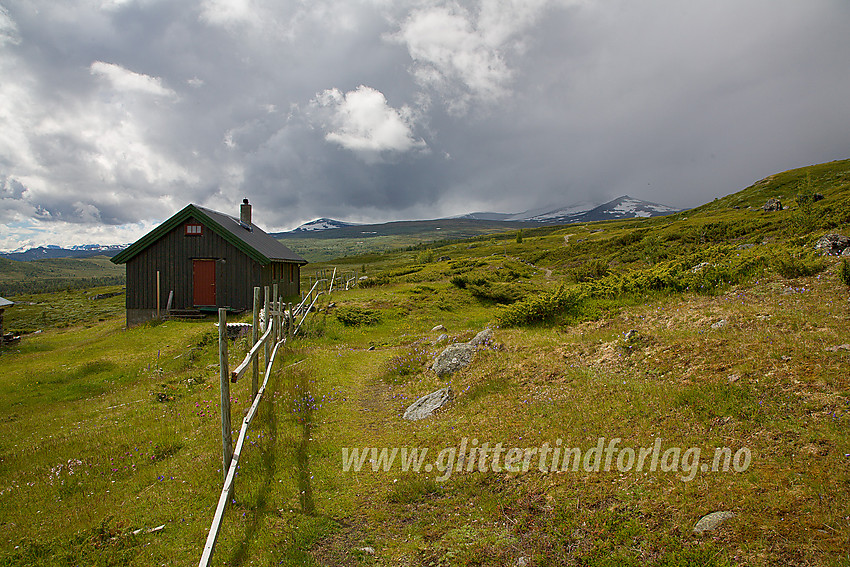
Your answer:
1,158 -> 849,566
0,256 -> 125,296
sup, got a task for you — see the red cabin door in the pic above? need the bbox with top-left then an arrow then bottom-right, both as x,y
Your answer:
193,260 -> 216,306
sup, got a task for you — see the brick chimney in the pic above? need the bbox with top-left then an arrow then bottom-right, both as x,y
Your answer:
240,198 -> 252,225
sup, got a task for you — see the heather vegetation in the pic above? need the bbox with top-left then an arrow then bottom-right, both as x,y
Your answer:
1,159 -> 849,565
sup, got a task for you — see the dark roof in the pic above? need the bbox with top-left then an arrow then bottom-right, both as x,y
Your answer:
111,204 -> 308,265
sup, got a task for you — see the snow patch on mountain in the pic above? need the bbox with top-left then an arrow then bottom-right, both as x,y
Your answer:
291,218 -> 359,232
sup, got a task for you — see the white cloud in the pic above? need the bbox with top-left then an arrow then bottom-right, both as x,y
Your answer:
199,0 -> 262,28
311,85 -> 425,161
90,61 -> 176,98
389,0 -> 567,113
393,4 -> 509,112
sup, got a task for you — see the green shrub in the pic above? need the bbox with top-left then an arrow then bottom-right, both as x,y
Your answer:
499,245 -> 774,327
467,281 -> 525,304
840,259 -> 850,288
568,258 -> 609,282
334,305 -> 381,327
769,250 -> 827,278
416,249 -> 434,264
358,265 -> 425,287
449,275 -> 468,289
496,284 -> 582,327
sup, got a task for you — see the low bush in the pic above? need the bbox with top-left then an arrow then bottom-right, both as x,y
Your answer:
840,259 -> 850,288
769,250 -> 827,279
496,284 -> 582,327
334,305 -> 381,327
499,245 -> 775,327
467,281 -> 525,304
567,258 -> 609,282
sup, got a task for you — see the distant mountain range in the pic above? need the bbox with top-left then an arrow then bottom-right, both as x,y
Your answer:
2,195 -> 679,261
0,244 -> 128,261
456,195 -> 678,225
286,195 -> 679,233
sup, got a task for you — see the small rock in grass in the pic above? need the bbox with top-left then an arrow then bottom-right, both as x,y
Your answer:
710,319 -> 728,330
469,327 -> 494,347
403,387 -> 453,421
814,233 -> 850,255
355,546 -> 376,555
693,511 -> 735,534
431,324 -> 446,332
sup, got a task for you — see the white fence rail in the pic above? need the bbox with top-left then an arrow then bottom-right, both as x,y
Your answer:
197,280 -> 330,567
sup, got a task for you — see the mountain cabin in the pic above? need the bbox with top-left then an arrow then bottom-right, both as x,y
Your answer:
111,199 -> 307,327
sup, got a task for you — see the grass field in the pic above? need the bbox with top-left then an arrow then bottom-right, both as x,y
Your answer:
1,159 -> 849,565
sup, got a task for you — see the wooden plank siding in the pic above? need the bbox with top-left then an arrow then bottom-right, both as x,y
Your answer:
126,216 -> 300,313
260,261 -> 301,299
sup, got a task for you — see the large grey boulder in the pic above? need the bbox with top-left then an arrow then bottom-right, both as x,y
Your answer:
814,234 -> 850,256
403,386 -> 453,421
431,343 -> 476,376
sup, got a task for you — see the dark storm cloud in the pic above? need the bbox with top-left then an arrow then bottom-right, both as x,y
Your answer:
1,0 -> 849,249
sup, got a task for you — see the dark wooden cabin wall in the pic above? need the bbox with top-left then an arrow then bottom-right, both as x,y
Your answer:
125,217 -> 302,310
261,262 -> 301,299
126,216 -> 260,311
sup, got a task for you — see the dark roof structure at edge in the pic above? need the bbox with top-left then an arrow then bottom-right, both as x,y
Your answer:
111,204 -> 308,265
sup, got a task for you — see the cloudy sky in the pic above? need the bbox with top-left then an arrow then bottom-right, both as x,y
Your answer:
1,0 -> 849,250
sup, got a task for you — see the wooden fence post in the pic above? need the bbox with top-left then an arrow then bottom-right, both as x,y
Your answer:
277,295 -> 282,342
263,286 -> 270,371
156,270 -> 161,319
272,283 -> 279,344
251,287 -> 260,399
218,309 -> 233,483
287,302 -> 293,338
